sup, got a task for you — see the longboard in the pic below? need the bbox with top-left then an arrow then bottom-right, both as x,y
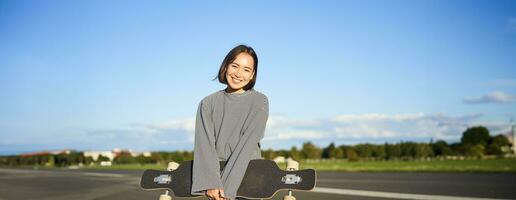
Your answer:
140,159 -> 316,199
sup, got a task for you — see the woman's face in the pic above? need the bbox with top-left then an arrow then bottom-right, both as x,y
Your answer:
225,53 -> 255,93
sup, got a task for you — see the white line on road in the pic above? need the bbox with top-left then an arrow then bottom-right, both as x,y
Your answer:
81,172 -> 127,178
312,187 -> 510,200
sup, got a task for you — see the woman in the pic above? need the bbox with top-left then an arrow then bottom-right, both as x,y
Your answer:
190,44 -> 269,200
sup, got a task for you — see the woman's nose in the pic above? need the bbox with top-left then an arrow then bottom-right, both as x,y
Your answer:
235,69 -> 242,77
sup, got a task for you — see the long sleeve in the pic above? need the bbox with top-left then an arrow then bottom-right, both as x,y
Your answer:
191,100 -> 224,195
220,97 -> 269,200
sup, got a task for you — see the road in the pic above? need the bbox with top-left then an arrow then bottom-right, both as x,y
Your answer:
0,167 -> 514,200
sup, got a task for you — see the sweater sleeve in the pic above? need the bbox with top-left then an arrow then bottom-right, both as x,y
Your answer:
220,96 -> 269,200
191,100 -> 224,195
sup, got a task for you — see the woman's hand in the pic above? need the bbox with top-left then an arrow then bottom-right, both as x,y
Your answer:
206,188 -> 227,200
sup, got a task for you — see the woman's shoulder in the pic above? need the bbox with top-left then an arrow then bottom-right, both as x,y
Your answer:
199,90 -> 224,104
250,90 -> 269,111
251,89 -> 268,103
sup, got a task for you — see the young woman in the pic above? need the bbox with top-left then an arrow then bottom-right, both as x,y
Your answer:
190,45 -> 269,200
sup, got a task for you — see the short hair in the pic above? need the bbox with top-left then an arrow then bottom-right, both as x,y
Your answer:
214,44 -> 258,90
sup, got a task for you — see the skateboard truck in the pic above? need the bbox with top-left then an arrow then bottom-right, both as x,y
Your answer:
158,161 -> 179,200
282,174 -> 302,184
154,175 -> 172,184
283,158 -> 299,200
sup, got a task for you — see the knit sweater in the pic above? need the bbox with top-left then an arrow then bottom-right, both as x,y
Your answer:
191,88 -> 269,200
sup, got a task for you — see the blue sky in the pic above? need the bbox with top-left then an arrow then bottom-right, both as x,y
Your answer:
1,0 -> 515,155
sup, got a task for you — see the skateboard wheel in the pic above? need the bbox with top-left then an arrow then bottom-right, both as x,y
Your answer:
286,160 -> 299,171
159,194 -> 172,200
283,195 -> 296,200
167,162 -> 179,171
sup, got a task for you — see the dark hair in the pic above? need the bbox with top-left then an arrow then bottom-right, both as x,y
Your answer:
214,44 -> 258,90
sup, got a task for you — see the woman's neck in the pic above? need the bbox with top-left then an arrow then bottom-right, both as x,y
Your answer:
225,87 -> 246,94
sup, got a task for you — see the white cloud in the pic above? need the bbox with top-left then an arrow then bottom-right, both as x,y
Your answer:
130,118 -> 196,134
463,91 -> 515,104
262,113 -> 489,144
267,116 -> 321,129
263,129 -> 329,141
329,113 -> 483,141
5,112 -> 509,153
333,126 -> 400,138
332,113 -> 425,122
123,112 -> 479,148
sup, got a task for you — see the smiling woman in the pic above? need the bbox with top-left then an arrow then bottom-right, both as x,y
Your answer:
215,45 -> 259,94
190,45 -> 269,200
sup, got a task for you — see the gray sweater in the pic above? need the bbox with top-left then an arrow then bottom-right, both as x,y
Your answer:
191,89 -> 269,200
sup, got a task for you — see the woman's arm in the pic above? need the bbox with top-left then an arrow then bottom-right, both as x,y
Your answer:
191,100 -> 224,195
220,96 -> 269,200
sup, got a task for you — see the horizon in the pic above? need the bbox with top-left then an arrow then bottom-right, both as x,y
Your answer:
1,1 -> 515,155
1,124 -> 512,156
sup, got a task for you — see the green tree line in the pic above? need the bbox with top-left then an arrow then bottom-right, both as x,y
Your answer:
261,126 -> 511,161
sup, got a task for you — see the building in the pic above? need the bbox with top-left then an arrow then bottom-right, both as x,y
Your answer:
83,151 -> 115,161
83,148 -> 151,161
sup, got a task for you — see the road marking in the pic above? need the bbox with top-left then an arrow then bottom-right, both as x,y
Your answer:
312,187 -> 509,200
81,172 -> 127,178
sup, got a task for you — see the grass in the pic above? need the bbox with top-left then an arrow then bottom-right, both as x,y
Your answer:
80,158 -> 516,173
295,158 -> 516,173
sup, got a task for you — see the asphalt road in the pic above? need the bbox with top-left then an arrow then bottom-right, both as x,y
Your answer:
0,167 -> 514,200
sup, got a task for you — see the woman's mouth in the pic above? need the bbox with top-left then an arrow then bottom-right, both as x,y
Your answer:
232,77 -> 242,83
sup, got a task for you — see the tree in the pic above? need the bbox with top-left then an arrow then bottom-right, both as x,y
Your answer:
54,152 -> 84,167
274,150 -> 290,158
385,143 -> 402,160
486,143 -> 503,155
414,143 -> 434,158
345,148 -> 358,162
464,144 -> 485,158
461,126 -> 490,146
46,156 -> 55,167
98,155 -> 111,162
355,144 -> 374,158
322,143 -> 336,159
114,152 -> 135,164
432,140 -> 453,156
490,134 -> 510,147
486,134 -> 510,155
84,156 -> 94,165
400,142 -> 417,158
372,145 -> 387,159
182,151 -> 193,161
384,143 -> 401,160
289,146 -> 303,160
302,142 -> 321,159
262,149 -> 276,160
449,142 -> 463,155
322,142 -> 344,159
338,145 -> 352,159
136,155 -> 154,165
329,147 -> 344,159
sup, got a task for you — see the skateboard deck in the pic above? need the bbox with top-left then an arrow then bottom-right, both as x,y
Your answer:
140,159 -> 316,199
